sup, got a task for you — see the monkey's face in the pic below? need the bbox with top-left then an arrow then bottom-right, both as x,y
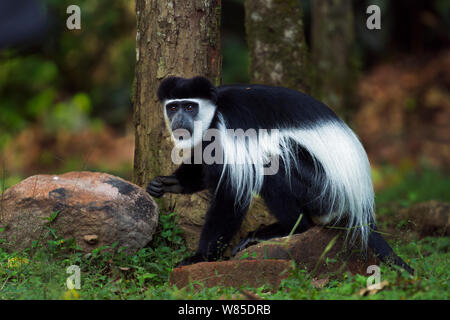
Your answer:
163,98 -> 216,149
165,100 -> 199,134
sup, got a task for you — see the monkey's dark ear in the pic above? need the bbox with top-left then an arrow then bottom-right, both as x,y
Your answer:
157,77 -> 181,101
191,76 -> 218,103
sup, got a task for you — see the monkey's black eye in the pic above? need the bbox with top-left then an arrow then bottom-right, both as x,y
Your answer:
167,104 -> 178,112
185,105 -> 194,112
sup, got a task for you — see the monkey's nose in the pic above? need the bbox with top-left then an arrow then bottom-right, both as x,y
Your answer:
171,118 -> 192,135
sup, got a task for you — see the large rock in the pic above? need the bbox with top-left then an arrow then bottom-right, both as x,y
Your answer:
400,200 -> 450,237
169,227 -> 381,290
169,260 -> 292,290
0,172 -> 158,253
233,226 -> 380,275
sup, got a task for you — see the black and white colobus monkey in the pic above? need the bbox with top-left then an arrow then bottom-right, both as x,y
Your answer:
147,76 -> 414,274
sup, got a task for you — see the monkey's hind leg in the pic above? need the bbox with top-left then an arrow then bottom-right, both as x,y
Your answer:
232,177 -> 313,255
177,188 -> 250,266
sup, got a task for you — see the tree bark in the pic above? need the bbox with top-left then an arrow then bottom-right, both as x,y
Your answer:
245,0 -> 309,93
133,0 -> 222,250
312,0 -> 356,119
133,0 -> 222,189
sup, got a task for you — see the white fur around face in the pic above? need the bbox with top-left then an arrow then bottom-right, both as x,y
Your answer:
163,98 -> 217,149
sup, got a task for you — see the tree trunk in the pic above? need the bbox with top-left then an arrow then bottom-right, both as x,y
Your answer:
245,0 -> 309,93
133,0 -> 222,250
312,0 -> 356,119
134,0 -> 221,187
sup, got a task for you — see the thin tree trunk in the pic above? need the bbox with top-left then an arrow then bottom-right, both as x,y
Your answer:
312,0 -> 356,119
245,0 -> 309,93
133,0 -> 222,251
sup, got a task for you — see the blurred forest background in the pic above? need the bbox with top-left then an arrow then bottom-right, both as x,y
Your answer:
0,0 -> 449,204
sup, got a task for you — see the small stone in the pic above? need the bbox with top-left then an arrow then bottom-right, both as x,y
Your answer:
83,235 -> 98,245
400,200 -> 450,237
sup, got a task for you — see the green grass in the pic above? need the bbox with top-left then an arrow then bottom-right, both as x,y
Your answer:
0,212 -> 189,299
375,167 -> 450,207
0,234 -> 447,300
0,167 -> 449,299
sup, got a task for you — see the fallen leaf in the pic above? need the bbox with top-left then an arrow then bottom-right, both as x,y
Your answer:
241,289 -> 263,300
311,277 -> 329,289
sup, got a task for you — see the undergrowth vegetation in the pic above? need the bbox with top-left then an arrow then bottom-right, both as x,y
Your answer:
0,168 -> 448,299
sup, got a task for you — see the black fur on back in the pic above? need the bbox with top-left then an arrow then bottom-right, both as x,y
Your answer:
214,84 -> 340,130
158,76 -> 340,130
157,76 -> 218,103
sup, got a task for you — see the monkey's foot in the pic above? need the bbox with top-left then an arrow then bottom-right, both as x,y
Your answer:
231,237 -> 261,256
177,253 -> 207,267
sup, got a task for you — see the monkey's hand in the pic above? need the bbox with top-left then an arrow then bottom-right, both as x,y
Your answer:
146,175 -> 184,198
